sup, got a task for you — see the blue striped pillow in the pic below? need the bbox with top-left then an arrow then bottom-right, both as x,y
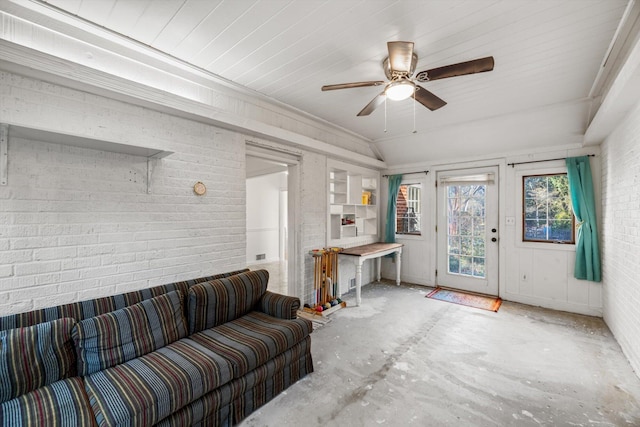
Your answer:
0,317 -> 76,404
72,290 -> 187,376
188,270 -> 269,333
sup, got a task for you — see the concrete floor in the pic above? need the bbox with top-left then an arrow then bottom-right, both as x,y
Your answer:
240,281 -> 640,426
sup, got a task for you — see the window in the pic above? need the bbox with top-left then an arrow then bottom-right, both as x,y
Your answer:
396,183 -> 421,235
523,174 -> 574,243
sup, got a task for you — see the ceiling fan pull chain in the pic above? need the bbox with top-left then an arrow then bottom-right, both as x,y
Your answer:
413,91 -> 417,133
384,96 -> 387,133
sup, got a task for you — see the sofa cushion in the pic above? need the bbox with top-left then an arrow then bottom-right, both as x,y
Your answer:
0,317 -> 76,403
189,311 -> 312,378
156,337 -> 313,427
154,386 -> 233,427
0,376 -> 95,427
172,268 -> 250,289
83,337 -> 233,427
0,283 -> 188,332
73,290 -> 187,376
188,270 -> 269,333
0,269 -> 248,332
231,337 -> 314,423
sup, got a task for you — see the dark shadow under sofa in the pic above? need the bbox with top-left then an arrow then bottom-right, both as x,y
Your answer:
0,269 -> 313,426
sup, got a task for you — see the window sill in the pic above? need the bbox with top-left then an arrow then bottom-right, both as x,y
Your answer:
516,240 -> 575,251
396,233 -> 423,241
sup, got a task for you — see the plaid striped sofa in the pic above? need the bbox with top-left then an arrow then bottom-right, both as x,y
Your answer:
0,269 -> 313,426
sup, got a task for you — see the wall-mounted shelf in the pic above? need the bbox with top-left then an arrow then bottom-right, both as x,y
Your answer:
1,124 -> 173,193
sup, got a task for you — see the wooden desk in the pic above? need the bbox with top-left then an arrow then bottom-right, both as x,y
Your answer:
340,243 -> 403,306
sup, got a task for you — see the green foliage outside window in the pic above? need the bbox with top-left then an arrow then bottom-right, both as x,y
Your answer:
523,174 -> 574,243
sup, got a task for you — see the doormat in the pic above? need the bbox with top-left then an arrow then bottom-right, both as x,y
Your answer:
426,287 -> 502,312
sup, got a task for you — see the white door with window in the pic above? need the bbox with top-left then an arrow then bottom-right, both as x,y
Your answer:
436,167 -> 499,295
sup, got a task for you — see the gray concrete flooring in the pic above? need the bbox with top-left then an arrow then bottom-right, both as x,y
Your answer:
240,281 -> 640,426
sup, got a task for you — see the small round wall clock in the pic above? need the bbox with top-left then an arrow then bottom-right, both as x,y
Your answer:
193,181 -> 207,196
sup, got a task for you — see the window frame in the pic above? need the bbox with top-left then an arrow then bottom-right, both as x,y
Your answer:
395,181 -> 423,237
521,172 -> 575,245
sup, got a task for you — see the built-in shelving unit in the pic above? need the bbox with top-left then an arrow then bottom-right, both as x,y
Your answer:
1,123 -> 173,193
328,161 -> 379,245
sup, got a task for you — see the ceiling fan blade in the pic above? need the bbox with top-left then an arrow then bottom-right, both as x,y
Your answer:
414,85 -> 447,111
415,56 -> 494,82
322,81 -> 385,91
357,92 -> 386,116
387,41 -> 415,74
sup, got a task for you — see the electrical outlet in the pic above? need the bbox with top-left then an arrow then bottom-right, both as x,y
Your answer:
522,273 -> 528,282
506,217 -> 516,226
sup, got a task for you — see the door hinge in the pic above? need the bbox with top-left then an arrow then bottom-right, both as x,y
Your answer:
435,225 -> 437,233
435,269 -> 438,277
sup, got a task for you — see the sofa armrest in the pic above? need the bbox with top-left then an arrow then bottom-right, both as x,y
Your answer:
257,291 -> 300,319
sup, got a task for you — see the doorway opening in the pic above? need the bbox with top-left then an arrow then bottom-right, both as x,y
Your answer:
246,147 -> 299,296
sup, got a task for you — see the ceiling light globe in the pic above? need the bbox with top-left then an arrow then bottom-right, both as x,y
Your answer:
386,80 -> 415,101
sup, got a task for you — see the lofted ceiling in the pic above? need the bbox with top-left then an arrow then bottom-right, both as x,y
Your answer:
7,0 -> 635,166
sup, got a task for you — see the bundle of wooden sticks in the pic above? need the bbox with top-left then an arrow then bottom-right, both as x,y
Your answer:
310,247 -> 341,307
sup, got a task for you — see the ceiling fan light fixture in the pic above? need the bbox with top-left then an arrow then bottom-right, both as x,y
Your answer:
385,80 -> 415,101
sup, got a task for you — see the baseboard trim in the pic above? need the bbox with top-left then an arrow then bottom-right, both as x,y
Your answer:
501,292 -> 603,317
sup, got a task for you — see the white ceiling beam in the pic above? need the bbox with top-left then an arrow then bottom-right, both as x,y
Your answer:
585,0 -> 640,145
0,40 -> 385,170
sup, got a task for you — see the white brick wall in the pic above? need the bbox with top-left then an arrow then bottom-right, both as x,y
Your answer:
601,101 -> 640,376
0,71 -> 379,315
0,71 -> 247,315
300,153 -> 329,304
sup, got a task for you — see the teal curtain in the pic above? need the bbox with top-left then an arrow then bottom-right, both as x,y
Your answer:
566,156 -> 601,282
385,175 -> 403,243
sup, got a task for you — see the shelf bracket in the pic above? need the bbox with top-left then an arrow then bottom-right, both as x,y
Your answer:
1,124 -> 8,186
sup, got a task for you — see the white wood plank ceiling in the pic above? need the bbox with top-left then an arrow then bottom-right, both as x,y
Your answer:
36,0 -> 630,165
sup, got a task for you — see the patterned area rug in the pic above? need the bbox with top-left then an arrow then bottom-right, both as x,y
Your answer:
426,287 -> 502,312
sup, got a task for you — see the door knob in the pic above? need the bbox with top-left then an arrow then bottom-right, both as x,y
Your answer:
491,228 -> 497,233
491,237 -> 497,242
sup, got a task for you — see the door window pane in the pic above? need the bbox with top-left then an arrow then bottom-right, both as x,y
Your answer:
447,184 -> 486,278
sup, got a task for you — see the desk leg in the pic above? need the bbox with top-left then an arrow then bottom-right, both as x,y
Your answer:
376,257 -> 381,282
355,259 -> 363,306
395,250 -> 402,286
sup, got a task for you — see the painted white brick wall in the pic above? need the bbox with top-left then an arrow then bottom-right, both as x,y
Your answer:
601,101 -> 640,376
0,71 -> 247,315
300,153 -> 329,305
0,71 -> 379,315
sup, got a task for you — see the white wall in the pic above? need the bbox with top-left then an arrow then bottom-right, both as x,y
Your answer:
501,150 -> 603,316
246,171 -> 286,264
381,148 -> 603,317
0,71 -> 247,315
601,101 -> 640,375
0,71 -> 376,315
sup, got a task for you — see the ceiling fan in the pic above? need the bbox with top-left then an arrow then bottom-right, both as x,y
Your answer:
321,41 -> 494,116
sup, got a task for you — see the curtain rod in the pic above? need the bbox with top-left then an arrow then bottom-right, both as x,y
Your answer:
507,154 -> 595,168
382,170 -> 428,178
